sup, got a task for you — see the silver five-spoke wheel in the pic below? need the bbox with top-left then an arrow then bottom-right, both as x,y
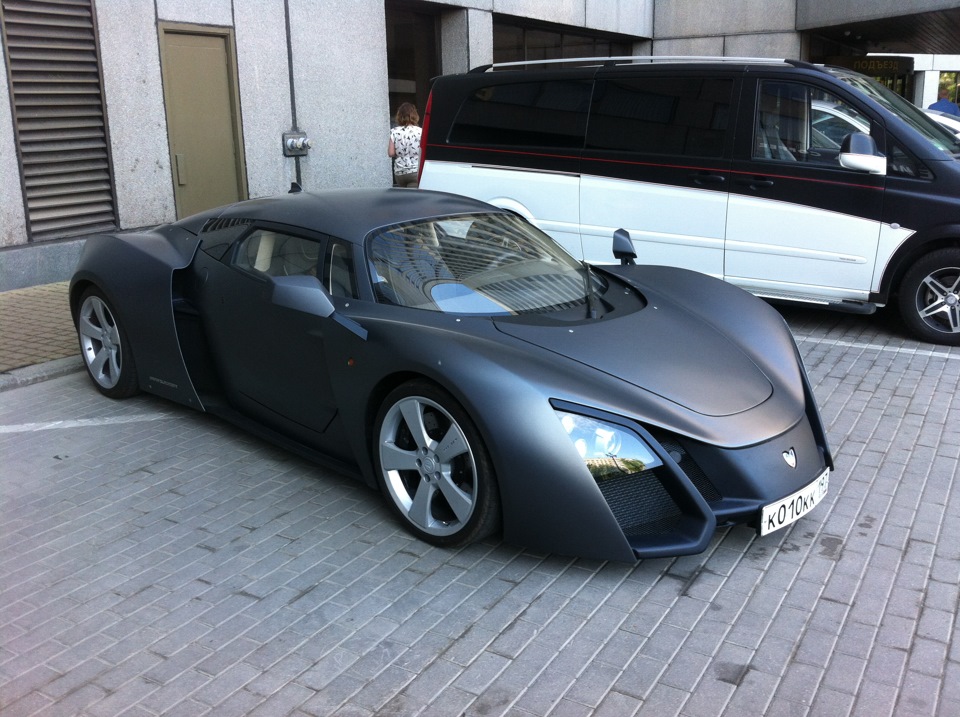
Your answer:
375,380 -> 500,546
76,288 -> 139,397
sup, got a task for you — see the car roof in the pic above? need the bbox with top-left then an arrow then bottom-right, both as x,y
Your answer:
184,188 -> 500,243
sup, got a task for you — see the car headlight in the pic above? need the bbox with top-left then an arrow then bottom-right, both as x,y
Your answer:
556,410 -> 663,481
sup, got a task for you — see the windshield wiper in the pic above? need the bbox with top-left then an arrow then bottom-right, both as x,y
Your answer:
582,262 -> 602,319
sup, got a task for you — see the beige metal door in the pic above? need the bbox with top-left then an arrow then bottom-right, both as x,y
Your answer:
160,26 -> 246,217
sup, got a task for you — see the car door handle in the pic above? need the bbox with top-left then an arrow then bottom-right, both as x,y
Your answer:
690,172 -> 726,185
736,177 -> 774,190
175,153 -> 187,186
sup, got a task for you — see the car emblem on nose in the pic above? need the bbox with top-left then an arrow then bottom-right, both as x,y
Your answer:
783,448 -> 797,469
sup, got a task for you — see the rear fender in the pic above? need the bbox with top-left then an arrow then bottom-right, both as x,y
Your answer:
71,226 -> 204,409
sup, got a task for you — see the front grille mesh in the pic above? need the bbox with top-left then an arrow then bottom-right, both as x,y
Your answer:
593,430 -> 720,539
595,470 -> 682,537
656,435 -> 721,502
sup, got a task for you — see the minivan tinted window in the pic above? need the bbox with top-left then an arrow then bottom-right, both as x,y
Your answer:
586,77 -> 732,157
448,80 -> 591,148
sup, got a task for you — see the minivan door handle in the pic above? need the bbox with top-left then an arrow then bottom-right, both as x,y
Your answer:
735,176 -> 775,190
690,172 -> 726,185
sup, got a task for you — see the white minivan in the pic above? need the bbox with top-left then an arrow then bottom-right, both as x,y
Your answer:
419,57 -> 960,345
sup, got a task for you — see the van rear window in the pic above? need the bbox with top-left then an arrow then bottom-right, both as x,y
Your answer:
586,77 -> 733,158
448,80 -> 591,149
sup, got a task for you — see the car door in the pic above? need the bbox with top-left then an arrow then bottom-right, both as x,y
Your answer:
579,71 -> 737,272
725,77 -> 885,302
198,226 -> 347,450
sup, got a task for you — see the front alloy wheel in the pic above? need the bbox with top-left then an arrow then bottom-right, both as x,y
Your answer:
76,288 -> 139,398
374,380 -> 500,547
898,249 -> 960,346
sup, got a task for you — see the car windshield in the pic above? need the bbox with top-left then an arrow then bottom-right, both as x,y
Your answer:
367,213 -> 605,315
829,67 -> 960,156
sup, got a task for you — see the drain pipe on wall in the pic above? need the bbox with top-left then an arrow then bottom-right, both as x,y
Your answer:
281,0 -> 311,188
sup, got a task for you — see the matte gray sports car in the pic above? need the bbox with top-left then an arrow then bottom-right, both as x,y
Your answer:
71,187 -> 832,562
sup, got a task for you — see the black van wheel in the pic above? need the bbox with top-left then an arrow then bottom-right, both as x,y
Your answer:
897,248 -> 960,346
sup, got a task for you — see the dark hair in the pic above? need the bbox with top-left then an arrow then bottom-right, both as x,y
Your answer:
396,102 -> 419,126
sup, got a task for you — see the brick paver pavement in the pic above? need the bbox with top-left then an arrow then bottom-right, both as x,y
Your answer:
1,306 -> 958,716
0,283 -> 76,373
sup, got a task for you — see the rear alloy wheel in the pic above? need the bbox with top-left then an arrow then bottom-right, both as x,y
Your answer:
374,380 -> 500,547
76,288 -> 139,398
898,249 -> 960,346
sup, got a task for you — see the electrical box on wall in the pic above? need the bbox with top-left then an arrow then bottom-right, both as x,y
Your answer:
283,131 -> 312,157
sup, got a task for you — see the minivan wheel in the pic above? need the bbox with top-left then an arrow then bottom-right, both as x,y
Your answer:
373,380 -> 501,547
898,248 -> 960,346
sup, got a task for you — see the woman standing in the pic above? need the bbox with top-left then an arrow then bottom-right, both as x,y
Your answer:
388,102 -> 422,188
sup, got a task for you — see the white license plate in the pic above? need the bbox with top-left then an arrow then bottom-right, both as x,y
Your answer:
760,468 -> 830,536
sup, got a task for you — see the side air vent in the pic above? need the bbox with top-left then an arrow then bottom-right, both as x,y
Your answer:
200,217 -> 251,234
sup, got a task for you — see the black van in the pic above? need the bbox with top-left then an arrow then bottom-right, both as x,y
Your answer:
418,57 -> 960,345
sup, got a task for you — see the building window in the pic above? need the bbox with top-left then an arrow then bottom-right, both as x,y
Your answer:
386,2 -> 439,124
493,17 -> 632,65
1,0 -> 118,241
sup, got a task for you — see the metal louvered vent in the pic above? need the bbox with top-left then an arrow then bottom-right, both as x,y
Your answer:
1,0 -> 117,240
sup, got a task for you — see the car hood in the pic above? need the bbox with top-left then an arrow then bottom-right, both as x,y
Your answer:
493,301 -> 773,417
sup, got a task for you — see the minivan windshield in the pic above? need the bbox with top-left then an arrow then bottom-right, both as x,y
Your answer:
829,68 -> 960,156
367,213 -> 606,315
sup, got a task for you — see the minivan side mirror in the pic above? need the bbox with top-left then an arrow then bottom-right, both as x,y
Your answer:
839,132 -> 887,175
613,228 -> 637,265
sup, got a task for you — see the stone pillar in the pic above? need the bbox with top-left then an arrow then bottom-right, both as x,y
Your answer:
440,9 -> 493,75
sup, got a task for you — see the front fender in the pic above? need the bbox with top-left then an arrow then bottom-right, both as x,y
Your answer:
321,312 -> 672,563
875,223 -> 960,300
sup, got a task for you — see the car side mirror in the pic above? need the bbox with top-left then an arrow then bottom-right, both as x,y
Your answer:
271,274 -> 368,340
839,132 -> 886,175
613,228 -> 637,265
271,274 -> 335,317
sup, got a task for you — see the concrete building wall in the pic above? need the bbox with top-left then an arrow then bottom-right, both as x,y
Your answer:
587,0 -> 651,37
97,0 -> 177,231
441,9 -> 494,74
288,0 -> 391,191
652,0 -> 801,58
234,0 -> 296,200
0,55 -> 25,250
796,0 -> 960,28
432,0 -> 652,36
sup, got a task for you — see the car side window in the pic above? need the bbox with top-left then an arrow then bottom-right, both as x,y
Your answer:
887,141 -> 929,179
322,239 -> 359,298
234,230 -> 320,277
754,81 -> 871,166
586,76 -> 733,158
448,80 -> 591,148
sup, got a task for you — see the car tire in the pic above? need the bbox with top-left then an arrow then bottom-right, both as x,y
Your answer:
897,248 -> 960,346
76,287 -> 140,398
374,379 -> 501,547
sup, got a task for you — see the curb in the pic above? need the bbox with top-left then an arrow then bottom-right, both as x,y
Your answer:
0,356 -> 85,393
